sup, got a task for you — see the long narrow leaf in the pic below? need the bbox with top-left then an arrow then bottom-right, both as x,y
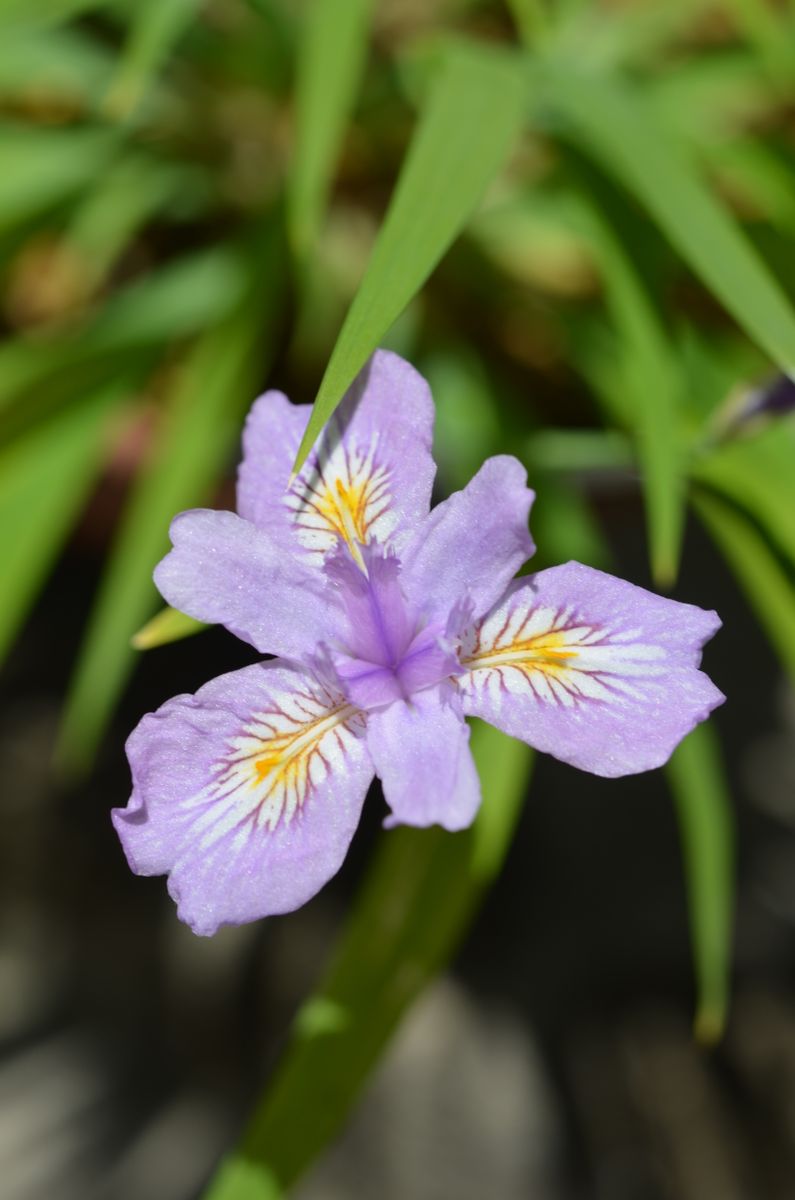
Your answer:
665,724 -> 734,1044
0,125 -> 118,231
0,247 -> 246,413
105,0 -> 203,119
131,605 -> 206,650
0,384 -> 125,665
692,421 -> 795,570
56,229 -> 283,773
203,723 -> 533,1199
568,194 -> 685,584
293,43 -> 525,472
694,489 -> 795,683
287,0 -> 373,259
537,63 -> 795,379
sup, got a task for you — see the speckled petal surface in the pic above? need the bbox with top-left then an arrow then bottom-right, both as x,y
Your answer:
460,562 -> 724,777
237,349 -> 436,565
113,662 -> 374,935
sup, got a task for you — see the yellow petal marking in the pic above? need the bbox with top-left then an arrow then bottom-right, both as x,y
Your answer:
188,688 -> 365,848
285,431 -> 393,568
461,601 -> 666,708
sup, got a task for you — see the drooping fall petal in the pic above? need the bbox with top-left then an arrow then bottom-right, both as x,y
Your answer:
459,562 -> 724,777
114,662 -> 374,935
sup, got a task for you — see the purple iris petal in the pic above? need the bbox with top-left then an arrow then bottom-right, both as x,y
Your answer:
324,546 -> 460,710
237,349 -> 436,564
366,685 -> 481,831
113,662 -> 373,935
114,350 -> 725,933
401,455 -> 535,623
459,562 -> 724,777
154,509 -> 332,660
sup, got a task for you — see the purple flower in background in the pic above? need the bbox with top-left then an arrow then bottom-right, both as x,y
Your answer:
113,351 -> 724,935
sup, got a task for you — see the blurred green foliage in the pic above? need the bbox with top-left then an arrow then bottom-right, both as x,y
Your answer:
3,0 -> 795,1192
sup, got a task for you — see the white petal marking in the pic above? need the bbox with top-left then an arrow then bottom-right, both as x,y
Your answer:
285,424 -> 395,566
460,600 -> 665,710
179,683 -> 365,852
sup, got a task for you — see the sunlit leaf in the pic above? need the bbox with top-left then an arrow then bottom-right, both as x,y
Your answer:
287,0 -> 374,259
694,489 -> 795,683
67,156 -> 192,294
132,605 -> 207,650
0,384 -> 125,665
293,43 -> 526,472
537,62 -> 795,379
567,193 -> 685,585
203,723 -> 533,1199
0,247 -> 246,413
0,125 -> 119,231
0,26 -> 115,106
56,225 -> 283,774
665,724 -> 734,1044
0,0 -> 113,29
105,0 -> 203,119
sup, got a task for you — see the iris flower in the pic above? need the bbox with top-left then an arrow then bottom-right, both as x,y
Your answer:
113,351 -> 724,935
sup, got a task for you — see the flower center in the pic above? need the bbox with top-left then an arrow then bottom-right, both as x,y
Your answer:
325,548 -> 459,711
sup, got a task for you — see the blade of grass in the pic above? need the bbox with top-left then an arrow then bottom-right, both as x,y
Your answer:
292,42 -> 526,473
665,724 -> 734,1044
0,0 -> 113,29
287,0 -> 374,260
203,721 -> 532,1200
104,0 -> 204,120
0,125 -> 119,231
693,489 -> 795,683
56,229 -> 283,773
567,192 -> 685,586
0,383 -> 126,665
67,155 -> 191,295
692,421 -> 795,570
0,246 -> 246,413
132,606 -> 206,650
537,62 -> 795,379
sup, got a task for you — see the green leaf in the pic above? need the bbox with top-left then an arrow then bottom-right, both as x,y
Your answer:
527,475 -> 611,571
665,724 -> 734,1044
203,722 -> 532,1199
566,193 -> 685,585
105,0 -> 204,119
0,124 -> 119,231
537,62 -> 795,379
287,0 -> 374,259
0,26 -> 116,106
292,43 -> 526,472
692,420 -> 795,571
0,247 -> 246,413
693,489 -> 795,684
0,0 -> 113,29
421,348 -> 503,491
55,225 -> 283,774
67,156 -> 190,293
132,605 -> 207,650
0,384 -> 125,665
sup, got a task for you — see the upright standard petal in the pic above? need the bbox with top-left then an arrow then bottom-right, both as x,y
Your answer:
237,350 -> 436,566
323,546 -> 460,710
153,509 -> 331,660
366,685 -> 481,831
460,562 -> 724,777
400,456 -> 535,624
113,662 -> 374,935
